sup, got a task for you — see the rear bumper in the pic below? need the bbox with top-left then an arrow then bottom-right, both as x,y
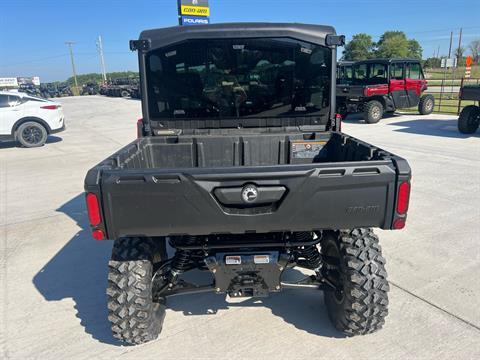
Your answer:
50,123 -> 66,134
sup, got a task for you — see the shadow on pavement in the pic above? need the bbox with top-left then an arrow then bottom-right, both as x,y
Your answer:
33,194 -> 343,346
167,268 -> 343,338
342,112 -> 401,124
0,135 -> 63,149
33,193 -> 117,345
388,118 -> 479,138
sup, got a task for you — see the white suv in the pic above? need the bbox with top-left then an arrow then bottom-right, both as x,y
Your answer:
0,90 -> 65,147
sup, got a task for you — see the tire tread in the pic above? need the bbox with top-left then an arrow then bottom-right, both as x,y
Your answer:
107,237 -> 164,345
322,228 -> 389,336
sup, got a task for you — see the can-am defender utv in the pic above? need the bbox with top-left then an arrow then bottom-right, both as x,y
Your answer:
85,23 -> 411,345
337,58 -> 435,123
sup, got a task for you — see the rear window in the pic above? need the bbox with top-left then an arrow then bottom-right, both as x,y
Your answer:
145,38 -> 332,120
407,63 -> 423,80
352,63 -> 388,85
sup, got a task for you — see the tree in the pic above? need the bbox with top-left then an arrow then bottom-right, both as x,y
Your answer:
65,71 -> 139,86
468,39 -> 480,64
455,46 -> 465,60
408,39 -> 423,59
375,31 -> 409,58
424,57 -> 441,69
342,33 -> 375,61
374,31 -> 423,59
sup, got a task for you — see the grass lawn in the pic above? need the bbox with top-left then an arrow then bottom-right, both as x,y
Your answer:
425,65 -> 480,80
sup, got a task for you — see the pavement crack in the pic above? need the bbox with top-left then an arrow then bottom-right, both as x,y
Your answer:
390,281 -> 480,332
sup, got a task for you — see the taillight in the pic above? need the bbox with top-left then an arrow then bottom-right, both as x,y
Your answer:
363,87 -> 370,97
41,104 -> 59,110
393,218 -> 406,230
92,229 -> 105,241
86,192 -> 101,226
335,113 -> 342,131
396,182 -> 410,215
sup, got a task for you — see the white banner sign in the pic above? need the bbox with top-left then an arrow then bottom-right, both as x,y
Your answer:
0,77 -> 19,87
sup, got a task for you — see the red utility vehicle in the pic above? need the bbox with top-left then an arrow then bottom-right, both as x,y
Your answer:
337,59 -> 434,123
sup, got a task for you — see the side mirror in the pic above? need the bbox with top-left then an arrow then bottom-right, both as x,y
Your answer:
326,34 -> 346,46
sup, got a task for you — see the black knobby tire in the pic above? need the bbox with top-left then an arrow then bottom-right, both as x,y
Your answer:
16,121 -> 48,148
363,100 -> 384,124
107,237 -> 166,345
418,94 -> 435,115
458,105 -> 480,134
321,229 -> 389,336
121,90 -> 130,98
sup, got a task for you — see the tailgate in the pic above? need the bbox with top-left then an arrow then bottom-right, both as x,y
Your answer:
336,84 -> 364,98
96,161 -> 401,239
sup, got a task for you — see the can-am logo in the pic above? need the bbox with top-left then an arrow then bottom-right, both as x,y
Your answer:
346,205 -> 380,214
241,185 -> 258,203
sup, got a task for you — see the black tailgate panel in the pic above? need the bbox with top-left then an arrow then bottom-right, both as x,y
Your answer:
100,163 -> 397,239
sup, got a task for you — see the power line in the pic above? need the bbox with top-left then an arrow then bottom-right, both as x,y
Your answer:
0,54 -> 68,67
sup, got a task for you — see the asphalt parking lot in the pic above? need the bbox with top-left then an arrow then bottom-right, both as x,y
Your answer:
0,95 -> 479,359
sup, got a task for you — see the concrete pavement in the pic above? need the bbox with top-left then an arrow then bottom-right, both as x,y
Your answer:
0,96 -> 479,359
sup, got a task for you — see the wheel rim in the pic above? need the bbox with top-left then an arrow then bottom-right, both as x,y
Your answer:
22,126 -> 43,145
425,99 -> 433,111
372,106 -> 381,120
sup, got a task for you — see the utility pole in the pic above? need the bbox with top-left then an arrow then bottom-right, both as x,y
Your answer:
440,32 -> 454,112
96,35 -> 107,83
65,41 -> 78,93
177,0 -> 182,25
451,28 -> 463,93
457,27 -> 463,63
448,31 -> 453,58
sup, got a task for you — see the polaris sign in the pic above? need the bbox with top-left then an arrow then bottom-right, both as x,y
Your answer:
181,15 -> 210,25
178,0 -> 210,25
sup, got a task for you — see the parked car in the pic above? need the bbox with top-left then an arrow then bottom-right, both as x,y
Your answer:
337,58 -> 435,123
457,85 -> 480,134
0,91 -> 65,147
85,23 -> 411,345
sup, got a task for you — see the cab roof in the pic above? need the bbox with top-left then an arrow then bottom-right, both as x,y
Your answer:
138,22 -> 337,50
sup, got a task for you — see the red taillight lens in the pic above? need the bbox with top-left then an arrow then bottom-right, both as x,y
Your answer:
335,113 -> 342,131
40,104 -> 59,110
92,229 -> 105,240
393,218 -> 406,230
86,192 -> 101,226
396,182 -> 410,215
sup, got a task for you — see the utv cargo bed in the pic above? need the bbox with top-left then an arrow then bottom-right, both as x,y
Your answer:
85,130 -> 409,239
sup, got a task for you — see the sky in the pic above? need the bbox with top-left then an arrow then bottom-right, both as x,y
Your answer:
0,0 -> 479,82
